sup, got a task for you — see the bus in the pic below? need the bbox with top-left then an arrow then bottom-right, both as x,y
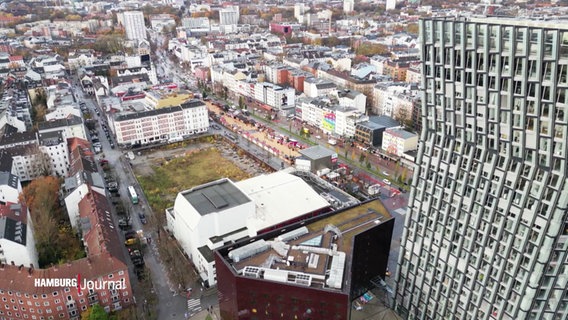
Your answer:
128,186 -> 139,204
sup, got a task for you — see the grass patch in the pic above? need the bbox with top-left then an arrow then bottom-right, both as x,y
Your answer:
136,147 -> 252,215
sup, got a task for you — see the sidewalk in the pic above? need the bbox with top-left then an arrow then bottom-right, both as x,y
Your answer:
186,306 -> 220,320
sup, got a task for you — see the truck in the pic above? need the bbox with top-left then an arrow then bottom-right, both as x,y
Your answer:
328,139 -> 337,146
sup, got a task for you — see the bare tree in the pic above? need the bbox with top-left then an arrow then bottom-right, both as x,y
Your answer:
393,104 -> 413,129
27,144 -> 53,177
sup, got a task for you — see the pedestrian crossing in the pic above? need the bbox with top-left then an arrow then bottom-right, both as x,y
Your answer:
187,298 -> 202,312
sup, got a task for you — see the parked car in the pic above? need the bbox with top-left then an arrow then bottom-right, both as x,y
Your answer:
107,182 -> 118,192
118,218 -> 130,230
383,179 -> 391,185
124,238 -> 138,246
124,230 -> 137,240
130,249 -> 144,266
139,213 -> 147,224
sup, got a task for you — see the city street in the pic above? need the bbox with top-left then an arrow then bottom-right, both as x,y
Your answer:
81,90 -> 192,319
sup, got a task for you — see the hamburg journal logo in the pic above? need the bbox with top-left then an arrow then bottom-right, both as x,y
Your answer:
34,275 -> 124,293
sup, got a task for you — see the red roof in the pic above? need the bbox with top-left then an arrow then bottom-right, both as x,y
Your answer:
8,56 -> 23,62
79,190 -> 126,263
67,137 -> 91,153
0,202 -> 28,224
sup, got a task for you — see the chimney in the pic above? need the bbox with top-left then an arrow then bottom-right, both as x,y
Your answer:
18,264 -> 24,271
11,261 -> 15,266
28,264 -> 34,276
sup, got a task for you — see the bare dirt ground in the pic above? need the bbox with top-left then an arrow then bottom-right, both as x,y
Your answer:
131,140 -> 271,180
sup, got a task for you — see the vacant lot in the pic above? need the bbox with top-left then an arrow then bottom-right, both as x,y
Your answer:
135,146 -> 252,216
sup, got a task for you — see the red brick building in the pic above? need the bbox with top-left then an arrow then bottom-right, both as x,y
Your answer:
0,149 -> 133,319
0,254 -> 131,319
216,200 -> 394,320
289,72 -> 306,93
383,60 -> 410,82
275,68 -> 289,86
269,23 -> 293,36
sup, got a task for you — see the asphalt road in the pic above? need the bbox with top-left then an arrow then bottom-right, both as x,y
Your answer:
78,86 -> 190,319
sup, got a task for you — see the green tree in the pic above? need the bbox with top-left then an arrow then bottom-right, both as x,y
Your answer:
322,36 -> 341,47
92,34 -> 125,55
81,304 -> 109,320
406,23 -> 419,35
20,176 -> 85,267
238,96 -> 244,109
355,42 -> 389,56
359,153 -> 365,163
400,166 -> 409,183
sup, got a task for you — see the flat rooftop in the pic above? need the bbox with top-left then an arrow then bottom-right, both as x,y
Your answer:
224,200 -> 392,293
235,171 -> 330,232
181,179 -> 251,216
299,145 -> 336,160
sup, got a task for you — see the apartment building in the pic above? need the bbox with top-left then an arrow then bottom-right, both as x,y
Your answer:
182,17 -> 211,33
0,190 -> 133,319
149,14 -> 176,32
219,6 -> 239,26
304,77 -> 337,98
395,18 -> 568,320
112,100 -> 209,146
297,98 -> 364,137
254,82 -> 296,111
0,172 -> 38,268
64,138 -> 106,229
67,49 -> 96,70
38,116 -> 86,141
381,128 -> 418,156
383,60 -> 410,82
121,11 -> 147,42
38,131 -> 69,178
336,89 -> 367,113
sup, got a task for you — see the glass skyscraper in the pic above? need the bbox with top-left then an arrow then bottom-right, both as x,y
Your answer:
395,18 -> 568,320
